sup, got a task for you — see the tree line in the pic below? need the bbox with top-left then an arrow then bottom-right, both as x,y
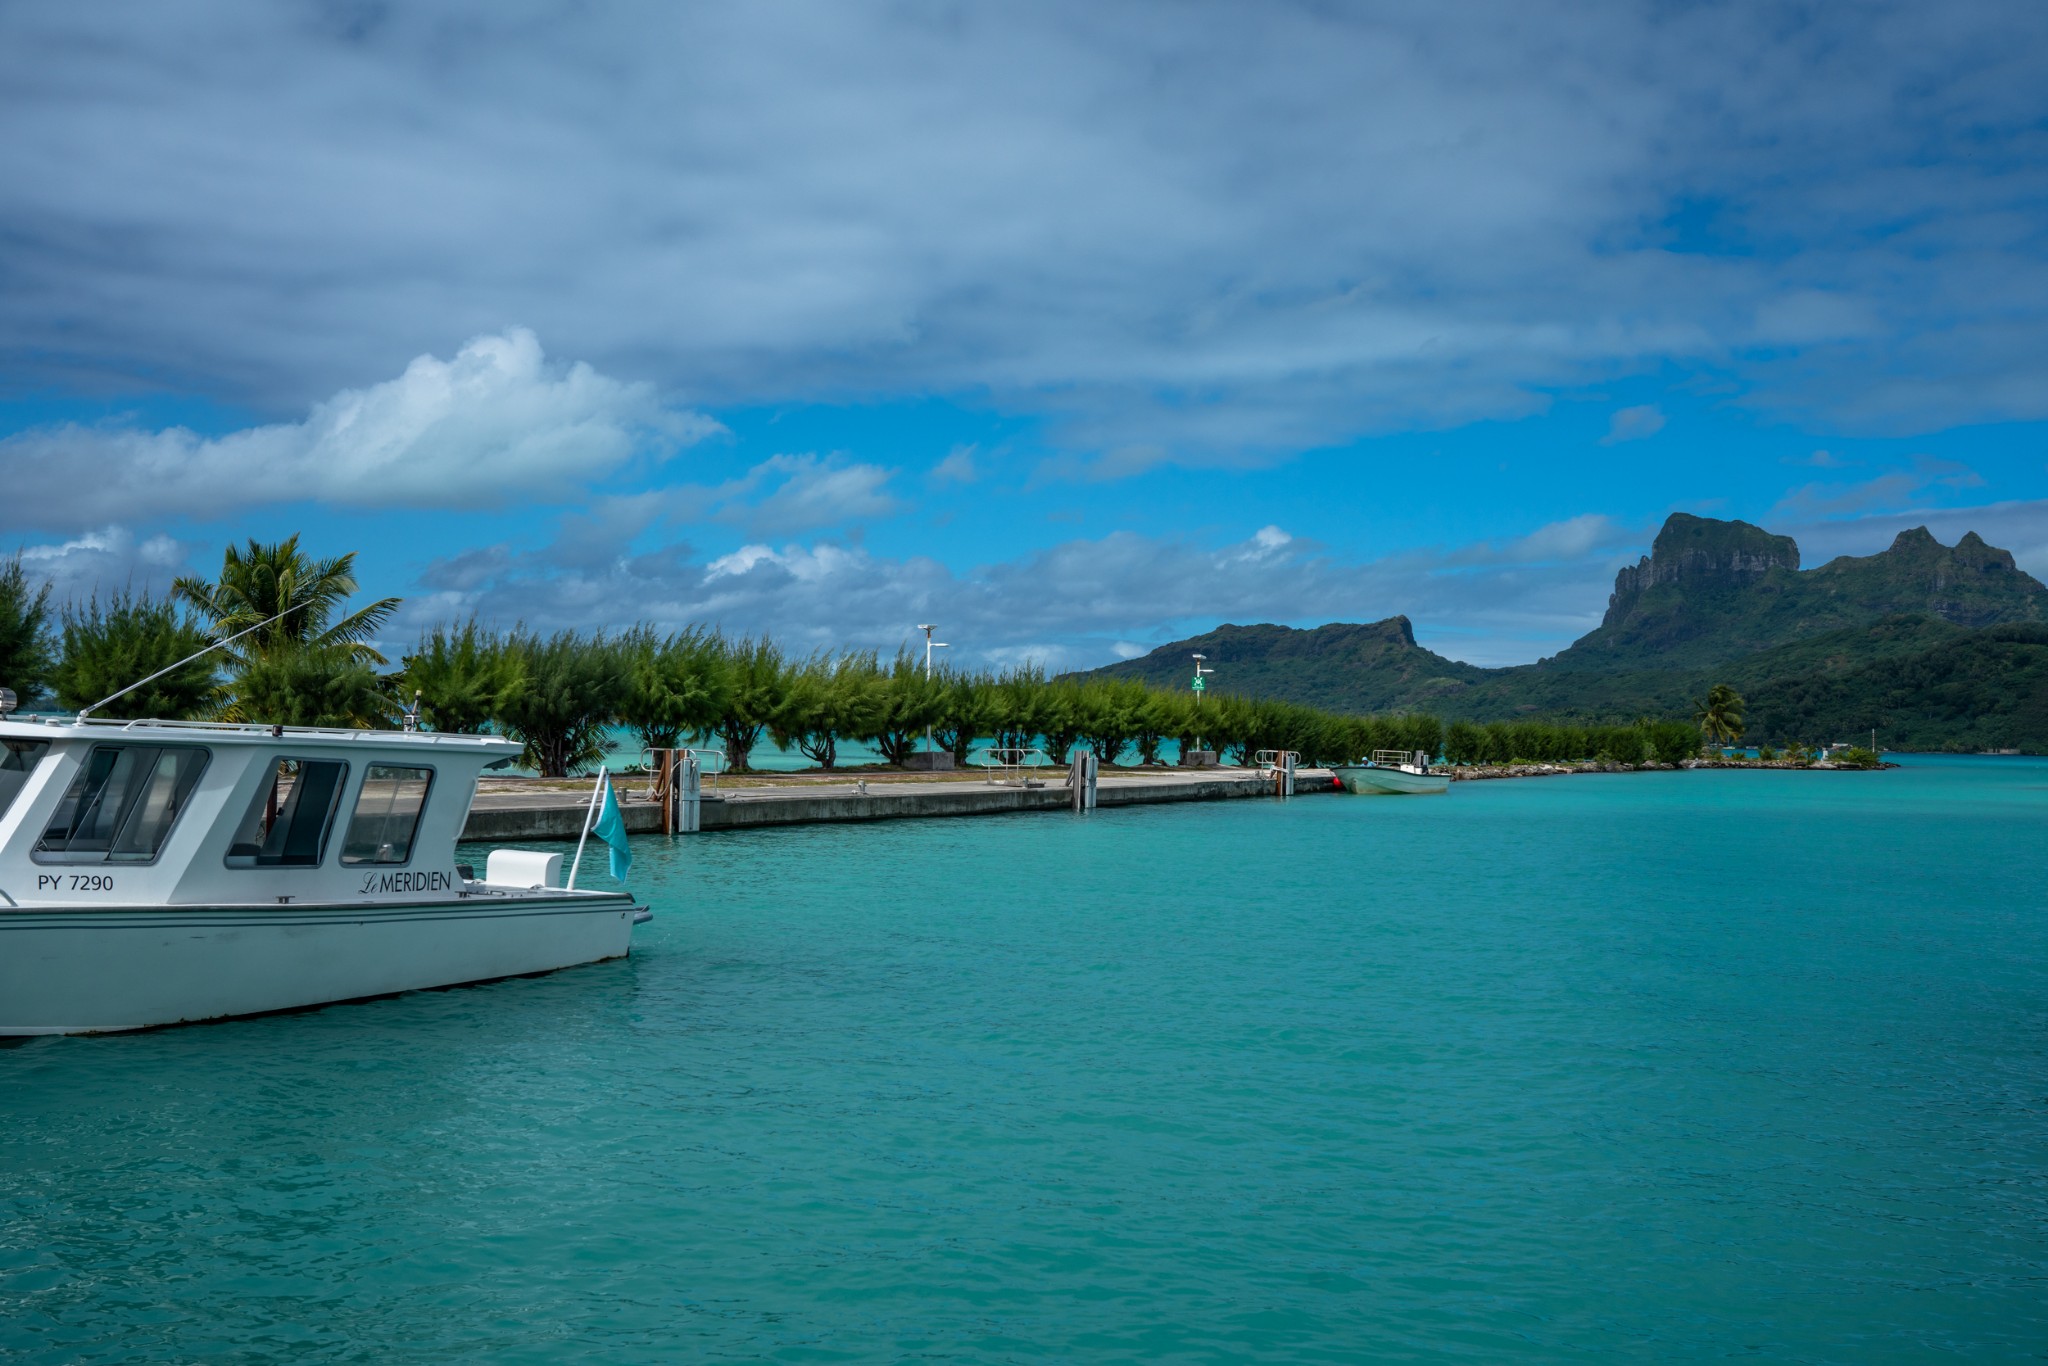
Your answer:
1,540 -> 1709,776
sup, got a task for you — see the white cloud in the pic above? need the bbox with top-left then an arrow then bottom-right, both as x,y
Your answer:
1446,513 -> 1629,566
0,330 -> 720,532
929,445 -> 980,485
413,518 -> 1629,670
727,454 -> 903,534
1772,455 -> 1985,520
1508,513 -> 1620,561
14,526 -> 195,605
1226,525 -> 1295,563
704,545 -> 780,580
1599,405 -> 1666,445
703,542 -> 876,584
3,3 -> 2046,464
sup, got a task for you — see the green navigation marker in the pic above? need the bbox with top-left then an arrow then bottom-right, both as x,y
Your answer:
1191,675 -> 1206,691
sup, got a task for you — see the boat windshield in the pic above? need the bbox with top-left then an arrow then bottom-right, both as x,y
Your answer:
1,738 -> 52,825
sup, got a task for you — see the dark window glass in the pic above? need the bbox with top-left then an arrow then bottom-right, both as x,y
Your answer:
225,758 -> 348,868
340,765 -> 433,866
108,748 -> 210,862
37,745 -> 210,862
0,738 -> 51,825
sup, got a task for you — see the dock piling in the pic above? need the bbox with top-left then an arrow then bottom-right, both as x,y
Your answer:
1072,748 -> 1099,812
648,747 -> 705,833
678,751 -> 701,832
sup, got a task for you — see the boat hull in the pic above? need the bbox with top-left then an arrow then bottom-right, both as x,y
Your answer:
1331,765 -> 1450,795
0,895 -> 642,1035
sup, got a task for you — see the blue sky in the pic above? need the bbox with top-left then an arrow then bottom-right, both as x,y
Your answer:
4,1 -> 2046,669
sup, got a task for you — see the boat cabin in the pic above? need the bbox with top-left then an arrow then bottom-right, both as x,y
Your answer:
0,715 -> 520,909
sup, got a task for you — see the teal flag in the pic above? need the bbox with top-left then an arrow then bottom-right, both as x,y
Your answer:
592,775 -> 632,883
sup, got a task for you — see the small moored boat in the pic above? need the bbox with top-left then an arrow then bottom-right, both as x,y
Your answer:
1332,749 -> 1450,796
0,702 -> 647,1035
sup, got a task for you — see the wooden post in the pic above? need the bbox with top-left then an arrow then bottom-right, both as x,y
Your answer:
658,750 -> 676,835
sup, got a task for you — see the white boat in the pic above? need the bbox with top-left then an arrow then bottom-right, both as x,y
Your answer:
1331,749 -> 1450,795
0,709 -> 646,1035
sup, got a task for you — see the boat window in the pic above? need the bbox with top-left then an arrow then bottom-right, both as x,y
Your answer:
0,738 -> 52,825
340,765 -> 434,866
36,745 -> 211,862
224,758 -> 348,868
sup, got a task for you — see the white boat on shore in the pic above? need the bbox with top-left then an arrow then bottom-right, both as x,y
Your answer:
0,706 -> 647,1035
1332,749 -> 1450,795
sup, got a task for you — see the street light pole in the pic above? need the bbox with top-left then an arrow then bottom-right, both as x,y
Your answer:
918,623 -> 950,755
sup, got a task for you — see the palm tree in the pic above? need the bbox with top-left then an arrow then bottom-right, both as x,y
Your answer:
1692,683 -> 1746,751
174,536 -> 401,668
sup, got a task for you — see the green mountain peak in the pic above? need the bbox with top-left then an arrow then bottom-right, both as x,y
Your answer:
1559,514 -> 2043,670
1072,513 -> 2048,748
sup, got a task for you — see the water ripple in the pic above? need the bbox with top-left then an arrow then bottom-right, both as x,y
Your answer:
4,758 -> 2045,1361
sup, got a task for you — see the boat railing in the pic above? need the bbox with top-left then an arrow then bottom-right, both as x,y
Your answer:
975,745 -> 1050,787
54,715 -> 519,748
1371,748 -> 1428,770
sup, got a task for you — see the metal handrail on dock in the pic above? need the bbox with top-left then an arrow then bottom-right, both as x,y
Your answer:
641,746 -> 728,802
975,746 -> 1050,787
685,747 -> 728,794
1256,748 -> 1301,796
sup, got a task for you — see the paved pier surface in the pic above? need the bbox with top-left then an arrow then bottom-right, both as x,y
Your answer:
462,767 -> 1336,841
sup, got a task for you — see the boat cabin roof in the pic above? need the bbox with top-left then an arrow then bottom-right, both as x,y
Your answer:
0,715 -> 520,756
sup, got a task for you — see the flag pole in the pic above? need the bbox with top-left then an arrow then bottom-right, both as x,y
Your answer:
567,765 -> 608,890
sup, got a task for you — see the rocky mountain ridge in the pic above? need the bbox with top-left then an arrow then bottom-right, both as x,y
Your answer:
1552,515 -> 2042,671
1077,515 -> 2048,747
1605,514 -> 1799,614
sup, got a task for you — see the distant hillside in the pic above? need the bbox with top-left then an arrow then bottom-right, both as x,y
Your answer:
1442,613 -> 1976,722
1741,623 -> 2048,752
1072,516 -> 2048,749
1084,618 -> 1487,712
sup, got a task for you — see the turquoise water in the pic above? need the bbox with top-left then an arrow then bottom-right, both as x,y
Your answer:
591,732 -> 1172,773
4,757 -> 2044,1361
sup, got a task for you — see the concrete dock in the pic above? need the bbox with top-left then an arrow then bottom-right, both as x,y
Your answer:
461,766 -> 1338,841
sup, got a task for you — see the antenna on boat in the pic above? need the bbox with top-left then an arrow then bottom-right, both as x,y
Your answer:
77,600 -> 316,722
